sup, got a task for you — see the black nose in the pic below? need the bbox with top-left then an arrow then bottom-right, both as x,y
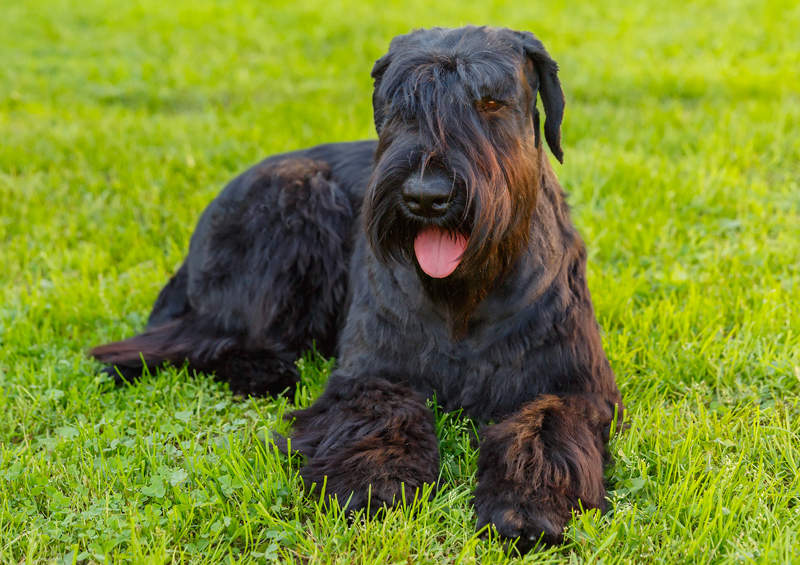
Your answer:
401,172 -> 453,218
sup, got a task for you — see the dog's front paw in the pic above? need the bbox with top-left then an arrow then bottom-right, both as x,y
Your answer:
287,377 -> 440,517
473,396 -> 610,552
474,491 -> 565,552
309,470 -> 412,517
298,434 -> 439,517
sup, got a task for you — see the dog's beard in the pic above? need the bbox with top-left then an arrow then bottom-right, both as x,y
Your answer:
365,130 -> 537,315
365,187 -> 472,281
366,173 -> 529,336
365,141 -> 473,279
364,123 -> 541,337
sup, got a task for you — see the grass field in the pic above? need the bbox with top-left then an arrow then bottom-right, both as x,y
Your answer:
2,0 -> 799,562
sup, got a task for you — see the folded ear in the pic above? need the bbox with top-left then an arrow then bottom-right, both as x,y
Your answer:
515,31 -> 565,163
371,54 -> 391,134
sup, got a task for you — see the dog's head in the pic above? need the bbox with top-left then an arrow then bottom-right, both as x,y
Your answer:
364,26 -> 565,297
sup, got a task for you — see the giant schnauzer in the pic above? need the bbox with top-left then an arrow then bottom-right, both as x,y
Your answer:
92,26 -> 623,550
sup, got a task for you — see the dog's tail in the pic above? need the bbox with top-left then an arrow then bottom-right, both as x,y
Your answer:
90,315 -> 236,372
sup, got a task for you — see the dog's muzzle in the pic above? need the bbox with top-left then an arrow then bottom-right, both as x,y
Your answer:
398,170 -> 469,279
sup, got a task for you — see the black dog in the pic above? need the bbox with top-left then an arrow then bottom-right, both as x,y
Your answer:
92,26 -> 623,550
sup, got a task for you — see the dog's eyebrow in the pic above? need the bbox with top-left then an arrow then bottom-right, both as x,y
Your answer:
470,84 -> 516,106
475,90 -> 512,103
456,60 -> 519,102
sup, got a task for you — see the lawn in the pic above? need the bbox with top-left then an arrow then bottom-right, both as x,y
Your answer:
1,0 -> 799,562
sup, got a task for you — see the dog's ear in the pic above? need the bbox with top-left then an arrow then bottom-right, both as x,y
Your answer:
515,31 -> 565,163
371,54 -> 391,134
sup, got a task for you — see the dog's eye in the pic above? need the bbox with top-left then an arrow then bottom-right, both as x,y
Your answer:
476,98 -> 504,113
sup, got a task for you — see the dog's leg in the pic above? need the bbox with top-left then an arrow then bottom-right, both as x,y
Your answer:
473,393 -> 619,552
285,375 -> 440,514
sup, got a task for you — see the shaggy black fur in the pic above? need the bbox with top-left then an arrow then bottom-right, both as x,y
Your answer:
91,26 -> 623,549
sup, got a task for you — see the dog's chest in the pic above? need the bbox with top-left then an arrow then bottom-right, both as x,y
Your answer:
337,255 -> 540,420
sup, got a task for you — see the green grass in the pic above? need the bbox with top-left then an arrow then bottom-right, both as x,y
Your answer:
1,0 -> 799,562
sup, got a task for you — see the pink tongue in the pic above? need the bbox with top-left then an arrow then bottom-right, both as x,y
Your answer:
413,228 -> 468,278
